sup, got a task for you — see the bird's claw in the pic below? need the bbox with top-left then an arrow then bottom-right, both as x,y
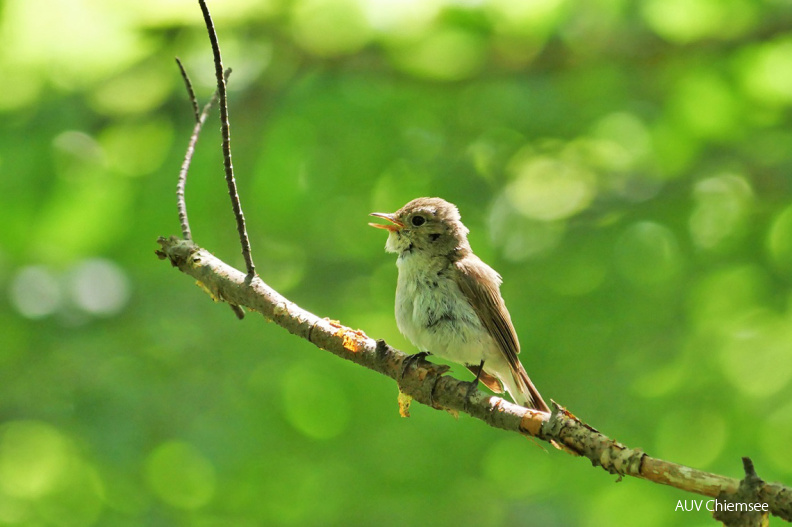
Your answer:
461,379 -> 481,413
401,352 -> 452,409
400,351 -> 431,380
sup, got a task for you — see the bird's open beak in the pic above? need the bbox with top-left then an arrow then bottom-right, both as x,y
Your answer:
369,212 -> 404,232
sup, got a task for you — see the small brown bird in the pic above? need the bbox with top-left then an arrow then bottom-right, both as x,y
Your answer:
370,197 -> 549,412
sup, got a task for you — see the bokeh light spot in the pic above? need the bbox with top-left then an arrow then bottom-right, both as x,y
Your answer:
37,137 -> 133,260
145,441 -> 216,510
467,127 -> 525,182
631,359 -> 686,398
281,363 -> 351,440
719,310 -> 792,398
687,265 -> 769,333
9,266 -> 62,319
592,112 -> 650,168
614,222 -> 682,290
655,409 -> 726,468
0,421 -> 69,499
642,0 -> 755,44
689,174 -> 753,251
291,0 -> 371,57
363,0 -> 439,35
488,193 -> 566,261
739,37 -> 792,106
36,459 -> 105,527
488,0 -> 567,37
68,258 -> 131,317
390,29 -> 486,81
53,131 -> 105,177
99,119 -> 174,176
506,155 -> 596,221
89,64 -> 173,116
121,0 -> 276,27
0,0 -> 147,86
669,72 -> 740,140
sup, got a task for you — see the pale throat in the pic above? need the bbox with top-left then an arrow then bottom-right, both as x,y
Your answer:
396,246 -> 443,276
384,230 -> 410,255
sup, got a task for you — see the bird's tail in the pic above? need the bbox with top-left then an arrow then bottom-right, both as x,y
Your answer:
510,363 -> 550,413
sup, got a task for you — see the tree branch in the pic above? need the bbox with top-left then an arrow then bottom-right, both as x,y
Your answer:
175,57 -> 200,123
197,0 -> 256,278
174,60 -> 230,242
155,236 -> 792,523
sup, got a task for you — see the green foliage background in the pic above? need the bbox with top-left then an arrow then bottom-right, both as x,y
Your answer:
2,0 -> 792,525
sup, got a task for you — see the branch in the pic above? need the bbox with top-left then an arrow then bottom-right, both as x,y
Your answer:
155,236 -> 792,523
174,60 -> 230,242
175,57 -> 200,123
197,0 -> 256,278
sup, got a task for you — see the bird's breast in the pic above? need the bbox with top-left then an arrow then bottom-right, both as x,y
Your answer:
394,254 -> 488,363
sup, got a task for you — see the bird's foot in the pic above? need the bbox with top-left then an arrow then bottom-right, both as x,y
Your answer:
401,352 -> 453,409
462,359 -> 484,412
400,351 -> 431,380
462,379 -> 480,412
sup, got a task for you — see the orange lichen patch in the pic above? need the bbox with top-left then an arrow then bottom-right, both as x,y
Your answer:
398,390 -> 412,418
519,409 -> 575,453
520,409 -> 546,437
341,333 -> 361,352
333,326 -> 369,353
558,406 -> 578,420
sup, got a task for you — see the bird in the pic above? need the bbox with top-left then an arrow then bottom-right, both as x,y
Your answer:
369,197 -> 549,412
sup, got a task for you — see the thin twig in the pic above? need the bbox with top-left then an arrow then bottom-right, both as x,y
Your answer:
197,0 -> 256,278
175,62 -> 231,241
175,57 -> 200,122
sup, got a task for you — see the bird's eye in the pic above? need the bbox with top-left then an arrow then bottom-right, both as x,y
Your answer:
411,215 -> 426,227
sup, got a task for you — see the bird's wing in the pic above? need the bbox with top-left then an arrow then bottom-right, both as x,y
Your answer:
454,255 -> 521,368
455,255 -> 550,412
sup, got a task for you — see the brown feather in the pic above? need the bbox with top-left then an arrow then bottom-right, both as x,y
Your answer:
465,364 -> 504,393
454,255 -> 550,412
